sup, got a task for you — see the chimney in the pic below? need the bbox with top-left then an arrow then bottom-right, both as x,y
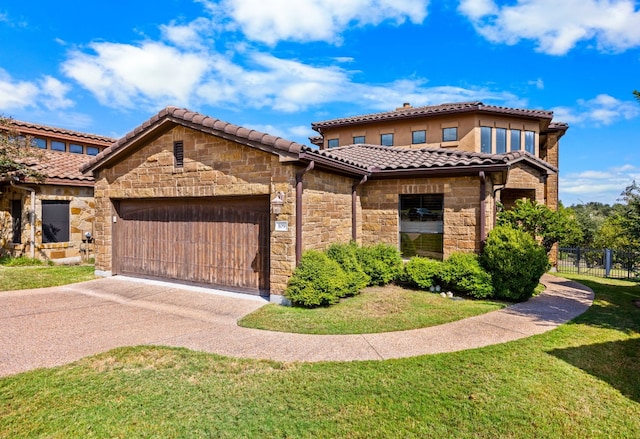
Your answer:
396,102 -> 412,111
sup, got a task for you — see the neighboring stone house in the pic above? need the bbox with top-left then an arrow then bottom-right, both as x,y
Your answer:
81,104 -> 565,303
0,120 -> 114,261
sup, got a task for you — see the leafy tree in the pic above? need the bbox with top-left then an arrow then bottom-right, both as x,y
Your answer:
565,201 -> 619,247
634,90 -> 640,102
593,214 -> 638,250
618,181 -> 640,246
0,116 -> 45,181
497,199 -> 582,252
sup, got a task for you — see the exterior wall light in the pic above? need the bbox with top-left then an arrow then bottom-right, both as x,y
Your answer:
271,191 -> 285,215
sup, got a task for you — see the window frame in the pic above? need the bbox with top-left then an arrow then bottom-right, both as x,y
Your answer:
412,130 -> 426,144
524,131 -> 535,154
510,129 -> 522,151
86,146 -> 100,156
11,199 -> 22,244
51,140 -> 66,152
480,126 -> 492,153
352,135 -> 365,144
442,127 -> 457,142
495,128 -> 507,154
69,143 -> 84,154
41,200 -> 70,244
380,133 -> 394,147
32,138 -> 47,149
399,194 -> 444,260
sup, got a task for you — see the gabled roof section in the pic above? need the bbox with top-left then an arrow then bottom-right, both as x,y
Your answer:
81,107 -> 307,174
311,101 -> 554,132
10,119 -> 115,146
300,144 -> 557,177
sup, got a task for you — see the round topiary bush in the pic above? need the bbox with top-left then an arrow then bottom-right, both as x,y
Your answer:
326,242 -> 370,296
284,250 -> 349,307
480,225 -> 549,302
404,257 -> 443,290
441,252 -> 493,299
356,243 -> 404,286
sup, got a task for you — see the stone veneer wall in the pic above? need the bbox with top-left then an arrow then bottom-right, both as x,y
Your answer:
0,185 -> 94,260
359,175 -> 495,258
92,125 -> 300,296
503,162 -> 547,204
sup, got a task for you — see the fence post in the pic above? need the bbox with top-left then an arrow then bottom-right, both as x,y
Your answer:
577,247 -> 581,274
605,249 -> 612,277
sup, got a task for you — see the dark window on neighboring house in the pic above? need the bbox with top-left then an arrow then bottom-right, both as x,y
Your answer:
32,138 -> 46,149
510,129 -> 521,151
400,194 -> 444,260
42,200 -> 70,243
496,128 -> 507,154
480,127 -> 492,153
380,133 -> 394,146
173,141 -> 184,167
86,146 -> 99,156
327,138 -> 339,148
443,127 -> 457,142
353,135 -> 365,144
69,144 -> 83,154
412,130 -> 426,144
11,200 -> 22,244
51,141 -> 66,152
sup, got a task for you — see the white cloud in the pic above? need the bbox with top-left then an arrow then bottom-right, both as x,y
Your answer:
160,17 -> 214,49
205,0 -> 429,45
552,94 -> 640,125
458,0 -> 640,55
0,69 -> 74,111
561,165 -> 640,205
62,41 -> 211,109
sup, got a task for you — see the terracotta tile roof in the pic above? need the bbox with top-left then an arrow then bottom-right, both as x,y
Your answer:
82,107 -> 306,173
311,101 -> 555,131
20,149 -> 94,184
301,144 -> 557,175
10,119 -> 115,146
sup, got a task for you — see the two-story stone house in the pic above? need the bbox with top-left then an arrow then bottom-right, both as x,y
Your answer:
82,103 -> 566,302
0,120 -> 114,261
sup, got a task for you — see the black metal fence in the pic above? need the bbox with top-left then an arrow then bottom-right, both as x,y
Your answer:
557,247 -> 640,279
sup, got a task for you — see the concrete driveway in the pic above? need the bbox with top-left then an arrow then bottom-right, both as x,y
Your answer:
0,275 -> 593,377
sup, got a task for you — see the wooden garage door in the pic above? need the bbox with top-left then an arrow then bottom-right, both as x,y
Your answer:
113,197 -> 270,295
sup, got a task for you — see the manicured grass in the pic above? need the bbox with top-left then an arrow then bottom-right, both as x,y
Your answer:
0,264 -> 96,291
0,274 -> 639,438
239,284 -> 506,334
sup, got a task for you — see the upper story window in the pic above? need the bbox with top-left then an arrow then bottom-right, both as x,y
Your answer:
496,128 -> 507,154
442,127 -> 457,142
86,146 -> 100,156
480,127 -> 492,153
32,138 -> 46,149
69,144 -> 83,154
510,129 -> 521,151
51,141 -> 66,152
524,131 -> 535,154
327,138 -> 339,148
353,135 -> 365,144
412,130 -> 426,144
380,133 -> 394,146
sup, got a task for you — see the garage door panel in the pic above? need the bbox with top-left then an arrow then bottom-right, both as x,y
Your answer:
113,197 -> 270,295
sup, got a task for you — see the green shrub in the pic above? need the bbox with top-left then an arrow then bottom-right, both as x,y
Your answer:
284,250 -> 349,307
403,257 -> 443,290
441,252 -> 493,299
326,242 -> 370,296
480,225 -> 549,302
356,243 -> 404,286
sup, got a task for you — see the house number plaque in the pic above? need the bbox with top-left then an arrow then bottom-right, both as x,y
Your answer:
275,221 -> 289,232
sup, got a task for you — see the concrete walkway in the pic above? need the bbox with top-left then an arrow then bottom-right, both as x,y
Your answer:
0,274 -> 593,377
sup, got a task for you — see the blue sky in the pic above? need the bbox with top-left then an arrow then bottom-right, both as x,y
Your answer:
1,0 -> 639,206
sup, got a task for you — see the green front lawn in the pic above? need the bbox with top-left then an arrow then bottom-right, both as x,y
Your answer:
239,284 -> 505,334
1,274 -> 639,438
0,264 -> 95,291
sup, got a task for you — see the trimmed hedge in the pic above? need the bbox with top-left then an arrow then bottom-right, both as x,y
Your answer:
284,250 -> 349,307
441,252 -> 493,299
356,243 -> 404,286
326,242 -> 370,295
480,225 -> 549,302
404,257 -> 443,290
